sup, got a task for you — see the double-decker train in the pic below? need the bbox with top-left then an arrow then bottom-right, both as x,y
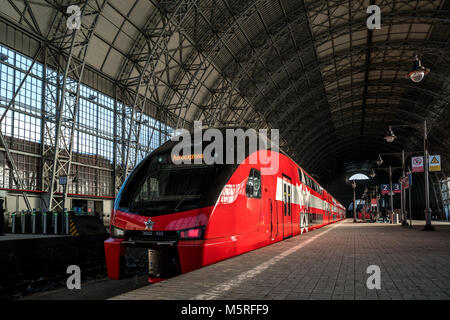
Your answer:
104,128 -> 345,282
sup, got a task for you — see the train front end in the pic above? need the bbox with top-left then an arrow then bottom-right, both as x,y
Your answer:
104,142 -> 233,282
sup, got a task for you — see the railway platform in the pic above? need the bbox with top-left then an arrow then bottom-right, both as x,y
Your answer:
110,219 -> 450,300
1,232 -> 108,299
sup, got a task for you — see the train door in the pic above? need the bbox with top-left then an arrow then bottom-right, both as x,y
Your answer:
282,175 -> 292,239
262,175 -> 275,239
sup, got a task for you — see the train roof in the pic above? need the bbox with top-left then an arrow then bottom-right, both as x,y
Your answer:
166,126 -> 343,206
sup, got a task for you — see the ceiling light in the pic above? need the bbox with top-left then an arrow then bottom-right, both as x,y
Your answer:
406,55 -> 430,83
376,154 -> 384,166
384,127 -> 396,143
370,169 -> 376,178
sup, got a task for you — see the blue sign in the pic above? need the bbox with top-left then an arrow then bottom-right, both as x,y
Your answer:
381,183 -> 401,195
392,183 -> 401,193
381,184 -> 390,195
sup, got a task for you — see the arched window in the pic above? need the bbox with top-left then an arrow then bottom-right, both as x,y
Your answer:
349,173 -> 369,180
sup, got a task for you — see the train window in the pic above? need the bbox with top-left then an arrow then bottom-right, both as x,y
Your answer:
315,183 -> 322,195
298,169 -> 304,184
246,168 -> 261,199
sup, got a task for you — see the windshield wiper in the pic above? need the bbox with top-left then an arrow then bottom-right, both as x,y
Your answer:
174,197 -> 186,212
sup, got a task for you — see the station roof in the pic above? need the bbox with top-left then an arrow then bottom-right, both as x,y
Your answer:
1,0 -> 449,183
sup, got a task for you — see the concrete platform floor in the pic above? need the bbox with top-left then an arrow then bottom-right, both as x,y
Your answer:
21,276 -> 148,300
111,219 -> 450,300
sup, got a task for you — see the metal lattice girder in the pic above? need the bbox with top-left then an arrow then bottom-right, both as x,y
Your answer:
293,100 -> 448,157
242,61 -> 449,138
42,0 -> 108,211
191,3 -> 447,134
306,135 -> 449,176
298,117 -> 450,175
178,0 -> 286,129
5,0 -> 43,37
233,39 -> 450,109
115,0 -> 198,194
196,3 -> 318,127
1,0 -> 448,187
198,3 -> 449,140
113,1 -> 278,195
243,56 -> 449,161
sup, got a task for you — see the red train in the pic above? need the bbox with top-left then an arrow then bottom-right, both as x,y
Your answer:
104,129 -> 345,282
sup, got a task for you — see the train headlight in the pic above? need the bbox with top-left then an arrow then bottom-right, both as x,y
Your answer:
111,225 -> 126,238
178,226 -> 204,240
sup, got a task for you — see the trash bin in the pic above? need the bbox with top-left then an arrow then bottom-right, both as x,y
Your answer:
42,211 -> 52,234
11,212 -> 21,233
21,210 -> 32,234
32,211 -> 42,234
52,211 -> 62,235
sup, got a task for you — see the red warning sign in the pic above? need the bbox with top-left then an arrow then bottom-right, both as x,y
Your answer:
411,156 -> 424,173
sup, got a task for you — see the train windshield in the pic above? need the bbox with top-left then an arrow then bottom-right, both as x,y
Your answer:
120,151 -> 230,216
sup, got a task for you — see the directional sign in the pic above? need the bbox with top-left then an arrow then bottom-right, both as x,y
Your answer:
392,183 -> 401,194
381,184 -> 390,195
411,156 -> 424,173
429,155 -> 441,172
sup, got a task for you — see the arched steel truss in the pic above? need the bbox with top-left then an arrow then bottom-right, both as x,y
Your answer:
0,0 -> 449,208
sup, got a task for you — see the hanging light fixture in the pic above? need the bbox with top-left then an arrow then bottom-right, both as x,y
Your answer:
384,127 -> 396,143
376,154 -> 384,166
406,55 -> 430,83
370,169 -> 376,178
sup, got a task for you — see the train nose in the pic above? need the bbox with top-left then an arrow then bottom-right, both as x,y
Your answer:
123,246 -> 181,279
122,229 -> 181,279
148,249 -> 163,277
143,217 -> 156,231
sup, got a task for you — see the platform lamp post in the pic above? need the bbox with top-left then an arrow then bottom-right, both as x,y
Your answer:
363,187 -> 368,221
376,191 -> 381,221
389,165 -> 394,218
407,166 -> 413,227
384,120 -> 434,231
367,171 -> 382,221
352,180 -> 357,222
372,162 -> 395,221
400,150 -> 407,226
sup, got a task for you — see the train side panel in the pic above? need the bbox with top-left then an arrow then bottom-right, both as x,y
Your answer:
105,149 -> 345,280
